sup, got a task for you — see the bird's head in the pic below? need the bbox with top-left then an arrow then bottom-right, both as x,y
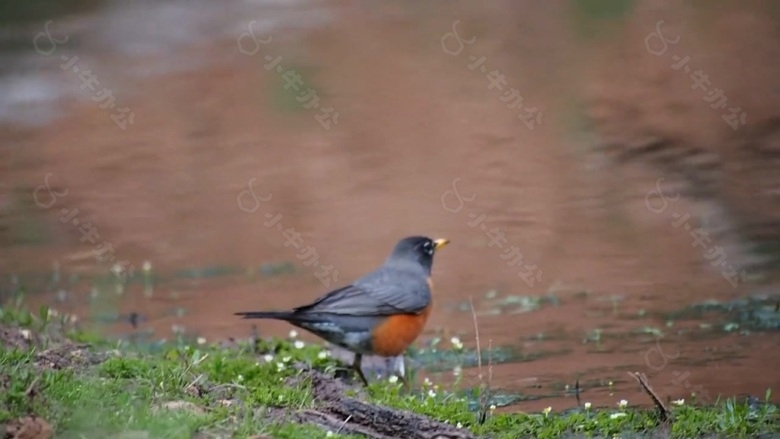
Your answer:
387,235 -> 449,273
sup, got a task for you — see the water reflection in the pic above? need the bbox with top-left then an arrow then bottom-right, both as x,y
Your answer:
1,0 -> 779,413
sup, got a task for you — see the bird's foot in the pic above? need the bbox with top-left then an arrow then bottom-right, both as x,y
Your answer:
354,367 -> 370,387
398,373 -> 414,393
352,353 -> 370,387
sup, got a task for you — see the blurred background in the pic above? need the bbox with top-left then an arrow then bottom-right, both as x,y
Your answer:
1,0 -> 779,412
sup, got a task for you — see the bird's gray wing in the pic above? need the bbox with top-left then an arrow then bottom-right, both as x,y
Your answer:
292,266 -> 430,316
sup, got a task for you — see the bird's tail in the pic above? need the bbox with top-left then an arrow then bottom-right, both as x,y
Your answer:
234,311 -> 295,320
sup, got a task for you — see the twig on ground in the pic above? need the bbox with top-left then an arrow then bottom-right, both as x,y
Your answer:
468,296 -> 481,373
336,414 -> 352,434
469,295 -> 492,425
483,338 -> 494,419
193,353 -> 210,366
629,371 -> 671,422
184,373 -> 205,395
487,338 -> 493,388
25,376 -> 40,400
210,383 -> 248,393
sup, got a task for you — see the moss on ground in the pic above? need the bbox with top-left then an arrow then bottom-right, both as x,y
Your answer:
0,302 -> 778,439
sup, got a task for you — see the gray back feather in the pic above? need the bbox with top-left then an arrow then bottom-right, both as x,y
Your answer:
292,259 -> 431,316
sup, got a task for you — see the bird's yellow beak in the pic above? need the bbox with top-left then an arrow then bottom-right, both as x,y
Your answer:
433,238 -> 450,250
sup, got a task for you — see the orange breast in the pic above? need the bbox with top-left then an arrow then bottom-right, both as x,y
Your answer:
370,278 -> 434,357
370,305 -> 432,356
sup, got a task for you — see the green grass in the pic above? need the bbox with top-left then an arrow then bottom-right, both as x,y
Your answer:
0,300 -> 778,438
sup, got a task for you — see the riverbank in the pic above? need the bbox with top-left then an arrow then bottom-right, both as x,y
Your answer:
1,300 -> 777,439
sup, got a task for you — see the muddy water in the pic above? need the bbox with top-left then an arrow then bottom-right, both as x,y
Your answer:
2,0 -> 779,412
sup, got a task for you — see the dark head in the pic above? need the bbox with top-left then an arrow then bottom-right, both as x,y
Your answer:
386,235 -> 450,273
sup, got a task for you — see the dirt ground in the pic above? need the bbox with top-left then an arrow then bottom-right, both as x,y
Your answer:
2,0 -> 779,411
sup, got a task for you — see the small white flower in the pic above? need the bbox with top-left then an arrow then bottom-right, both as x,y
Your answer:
294,340 -> 305,349
450,336 -> 463,350
289,330 -> 298,338
610,412 -> 627,419
584,402 -> 592,410
282,356 -> 291,363
20,329 -> 31,340
424,377 -> 432,387
142,260 -> 152,272
69,314 -> 78,324
263,354 -> 274,362
453,365 -> 462,377
326,432 -> 333,438
317,351 -> 329,359
388,375 -> 399,384
196,337 -> 206,345
47,308 -> 58,318
237,374 -> 244,382
456,422 -> 463,428
489,404 -> 496,411
672,399 -> 685,406
543,406 -> 552,416
276,362 -> 285,371
618,399 -> 628,409
428,389 -> 436,398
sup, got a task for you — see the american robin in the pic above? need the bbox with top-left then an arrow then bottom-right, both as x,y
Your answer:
234,235 -> 449,386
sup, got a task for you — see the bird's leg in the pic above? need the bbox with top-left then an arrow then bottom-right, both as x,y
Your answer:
394,356 -> 411,391
352,353 -> 369,387
397,373 -> 410,390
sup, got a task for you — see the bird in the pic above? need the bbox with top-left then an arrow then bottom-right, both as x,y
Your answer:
234,235 -> 450,387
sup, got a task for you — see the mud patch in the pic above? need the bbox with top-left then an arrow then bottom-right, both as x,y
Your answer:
33,343 -> 109,371
0,326 -> 32,351
0,324 -> 110,371
0,324 -> 110,439
184,374 -> 244,406
0,416 -> 53,439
